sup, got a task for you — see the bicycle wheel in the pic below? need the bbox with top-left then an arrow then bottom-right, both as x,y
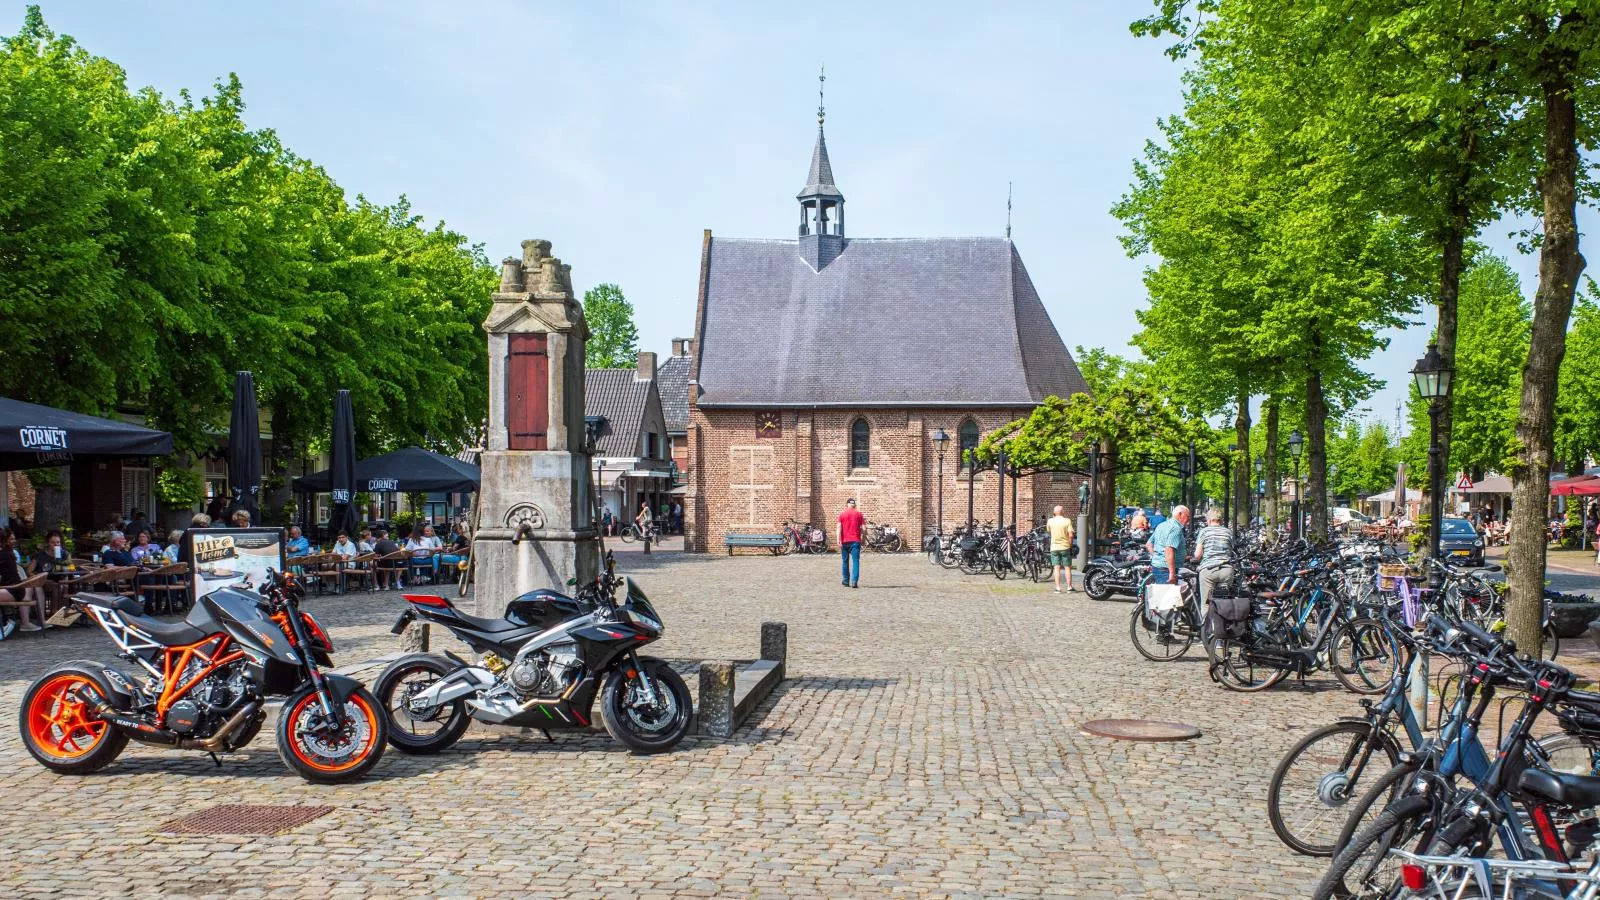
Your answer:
1267,721 -> 1402,857
1208,636 -> 1288,692
1130,602 -> 1192,661
1313,794 -> 1435,900
1329,618 -> 1398,695
1329,762 -> 1420,861
619,526 -> 637,544
1535,731 -> 1600,775
958,551 -> 986,575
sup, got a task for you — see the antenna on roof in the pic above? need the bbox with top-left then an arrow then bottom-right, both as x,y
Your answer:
1006,181 -> 1013,241
818,64 -> 826,125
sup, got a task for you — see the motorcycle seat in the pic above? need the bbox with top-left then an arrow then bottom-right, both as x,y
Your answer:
448,609 -> 523,634
1518,768 -> 1600,809
77,592 -> 210,644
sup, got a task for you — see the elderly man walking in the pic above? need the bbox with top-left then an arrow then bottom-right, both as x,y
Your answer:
838,498 -> 865,588
1046,505 -> 1075,594
1191,508 -> 1235,608
1148,504 -> 1191,586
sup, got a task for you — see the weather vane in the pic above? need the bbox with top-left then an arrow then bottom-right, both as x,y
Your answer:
1006,181 -> 1013,240
818,64 -> 826,125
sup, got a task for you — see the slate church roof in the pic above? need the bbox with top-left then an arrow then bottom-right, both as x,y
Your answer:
657,355 -> 693,433
693,237 -> 1087,407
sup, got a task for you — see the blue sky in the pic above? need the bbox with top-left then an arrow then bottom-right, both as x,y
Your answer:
15,1 -> 1593,434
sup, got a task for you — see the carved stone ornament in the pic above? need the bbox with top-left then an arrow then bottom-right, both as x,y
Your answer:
503,502 -> 547,531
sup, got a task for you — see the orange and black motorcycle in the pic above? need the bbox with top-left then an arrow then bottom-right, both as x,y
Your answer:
19,570 -> 386,783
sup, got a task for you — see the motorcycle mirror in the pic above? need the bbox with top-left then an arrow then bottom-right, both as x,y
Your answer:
566,577 -> 577,586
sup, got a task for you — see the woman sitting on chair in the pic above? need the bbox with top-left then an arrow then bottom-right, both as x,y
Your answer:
0,528 -> 41,635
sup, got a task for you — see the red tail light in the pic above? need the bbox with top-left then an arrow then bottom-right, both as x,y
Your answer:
1400,864 -> 1426,890
404,594 -> 449,608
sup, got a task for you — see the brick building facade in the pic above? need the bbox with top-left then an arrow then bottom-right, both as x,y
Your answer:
684,108 -> 1088,552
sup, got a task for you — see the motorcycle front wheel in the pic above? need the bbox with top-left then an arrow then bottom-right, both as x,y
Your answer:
1083,568 -> 1114,601
276,683 -> 388,784
601,658 -> 692,754
373,654 -> 471,755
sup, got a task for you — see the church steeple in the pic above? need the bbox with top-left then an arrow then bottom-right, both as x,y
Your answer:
798,67 -> 845,269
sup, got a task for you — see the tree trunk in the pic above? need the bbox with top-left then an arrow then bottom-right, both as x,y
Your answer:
1264,398 -> 1280,542
1306,369 -> 1330,542
1095,437 -> 1118,539
1507,29 -> 1587,653
32,468 -> 71,537
1435,225 -> 1464,493
1234,389 -> 1252,530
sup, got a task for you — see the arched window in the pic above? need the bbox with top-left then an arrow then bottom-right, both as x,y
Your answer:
958,420 -> 980,471
850,418 -> 871,470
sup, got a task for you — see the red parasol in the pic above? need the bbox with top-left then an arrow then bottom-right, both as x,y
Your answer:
1550,474 -> 1600,496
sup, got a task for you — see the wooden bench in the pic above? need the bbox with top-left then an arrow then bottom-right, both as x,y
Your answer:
724,533 -> 787,556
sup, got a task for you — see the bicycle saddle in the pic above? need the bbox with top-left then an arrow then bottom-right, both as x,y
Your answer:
1519,768 -> 1600,809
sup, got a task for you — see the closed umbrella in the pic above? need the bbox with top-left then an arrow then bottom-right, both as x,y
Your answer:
228,371 -> 262,523
328,390 -> 360,539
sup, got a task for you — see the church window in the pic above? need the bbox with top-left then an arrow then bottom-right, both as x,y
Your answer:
959,420 -> 980,471
850,418 -> 871,470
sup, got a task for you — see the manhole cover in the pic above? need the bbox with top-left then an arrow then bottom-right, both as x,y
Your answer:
1081,719 -> 1201,742
160,804 -> 335,835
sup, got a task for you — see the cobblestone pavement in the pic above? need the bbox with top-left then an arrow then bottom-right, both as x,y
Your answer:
0,551 -> 1367,898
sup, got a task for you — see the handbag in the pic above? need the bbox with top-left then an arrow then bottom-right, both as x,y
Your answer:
1146,582 -> 1183,613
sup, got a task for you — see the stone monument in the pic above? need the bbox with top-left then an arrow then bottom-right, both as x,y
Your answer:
473,239 -> 600,611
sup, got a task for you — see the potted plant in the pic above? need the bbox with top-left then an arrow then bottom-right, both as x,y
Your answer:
1547,589 -> 1600,638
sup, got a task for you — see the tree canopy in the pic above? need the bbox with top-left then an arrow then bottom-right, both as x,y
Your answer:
0,7 -> 494,462
582,283 -> 641,369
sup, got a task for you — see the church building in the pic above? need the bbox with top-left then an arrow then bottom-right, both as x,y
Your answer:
684,106 -> 1088,552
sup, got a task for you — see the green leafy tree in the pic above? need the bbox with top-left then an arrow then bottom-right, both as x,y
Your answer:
1556,281 -> 1600,475
1327,420 -> 1399,502
583,283 -> 640,368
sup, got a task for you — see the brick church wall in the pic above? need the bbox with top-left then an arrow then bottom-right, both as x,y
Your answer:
686,407 -> 1085,552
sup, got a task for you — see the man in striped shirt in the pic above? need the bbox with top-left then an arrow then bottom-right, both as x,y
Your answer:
1191,508 -> 1235,608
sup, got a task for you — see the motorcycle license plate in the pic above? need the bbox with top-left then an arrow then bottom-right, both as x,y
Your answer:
389,609 -> 415,635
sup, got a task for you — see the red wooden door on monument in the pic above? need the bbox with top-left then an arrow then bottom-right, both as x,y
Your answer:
508,333 -> 549,450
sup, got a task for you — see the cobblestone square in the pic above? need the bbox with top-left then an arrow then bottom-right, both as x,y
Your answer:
0,551 -> 1360,898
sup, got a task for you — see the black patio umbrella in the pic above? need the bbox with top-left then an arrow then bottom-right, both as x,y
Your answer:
327,390 -> 360,540
228,371 -> 262,523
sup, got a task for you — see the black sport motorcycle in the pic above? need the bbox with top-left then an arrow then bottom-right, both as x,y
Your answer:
1082,539 -> 1151,602
374,552 -> 691,754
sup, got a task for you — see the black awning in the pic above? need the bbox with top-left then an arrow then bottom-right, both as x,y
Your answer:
294,446 -> 481,494
0,397 -> 172,470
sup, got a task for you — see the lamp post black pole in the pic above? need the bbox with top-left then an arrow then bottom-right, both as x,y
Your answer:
937,449 -> 946,536
966,450 -> 975,531
1010,460 -> 1019,533
997,449 -> 1007,532
1293,455 -> 1302,542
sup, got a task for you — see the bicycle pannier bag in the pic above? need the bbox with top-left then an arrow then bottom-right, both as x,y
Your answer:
1146,583 -> 1183,613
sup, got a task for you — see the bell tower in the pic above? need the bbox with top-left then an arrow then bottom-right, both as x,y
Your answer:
798,68 -> 845,270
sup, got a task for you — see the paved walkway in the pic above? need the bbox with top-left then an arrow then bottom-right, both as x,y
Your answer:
2,552 -> 1375,897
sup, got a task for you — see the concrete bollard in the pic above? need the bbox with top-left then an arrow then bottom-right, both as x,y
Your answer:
400,621 -> 430,654
761,621 -> 787,679
698,660 -> 735,738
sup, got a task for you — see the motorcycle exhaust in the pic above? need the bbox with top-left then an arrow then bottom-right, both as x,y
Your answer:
80,695 -> 180,744
178,701 -> 262,752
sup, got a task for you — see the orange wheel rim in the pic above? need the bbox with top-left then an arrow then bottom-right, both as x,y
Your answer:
27,674 -> 110,760
288,692 -> 378,773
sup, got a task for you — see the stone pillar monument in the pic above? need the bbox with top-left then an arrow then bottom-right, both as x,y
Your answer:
473,239 -> 599,611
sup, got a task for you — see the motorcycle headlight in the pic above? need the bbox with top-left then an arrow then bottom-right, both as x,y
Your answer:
627,608 -> 663,634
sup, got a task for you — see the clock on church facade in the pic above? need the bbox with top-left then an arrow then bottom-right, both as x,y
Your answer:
757,411 -> 782,438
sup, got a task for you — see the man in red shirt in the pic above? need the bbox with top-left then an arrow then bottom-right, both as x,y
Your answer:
838,498 -> 865,588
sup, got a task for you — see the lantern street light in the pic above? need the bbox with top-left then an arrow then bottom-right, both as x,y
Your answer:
1288,430 -> 1304,541
932,428 -> 950,538
1412,342 -> 1454,569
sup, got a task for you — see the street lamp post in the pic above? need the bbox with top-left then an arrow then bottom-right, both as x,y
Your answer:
1289,430 -> 1304,542
965,449 -> 976,532
932,428 -> 950,537
1412,342 -> 1454,572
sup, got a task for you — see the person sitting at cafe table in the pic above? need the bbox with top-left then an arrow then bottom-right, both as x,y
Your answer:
130,531 -> 164,564
286,525 -> 310,557
230,509 -> 251,528
100,532 -> 135,567
0,527 -> 42,634
124,509 -> 154,544
162,530 -> 184,564
440,528 -> 470,574
332,531 -> 359,559
371,527 -> 403,590
28,530 -> 70,574
357,529 -> 375,554
406,523 -> 443,577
